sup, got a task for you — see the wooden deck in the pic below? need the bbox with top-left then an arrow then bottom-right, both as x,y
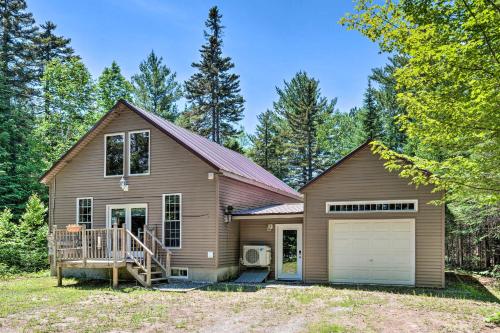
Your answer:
50,225 -> 172,288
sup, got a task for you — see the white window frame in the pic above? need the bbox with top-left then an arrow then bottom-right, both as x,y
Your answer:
128,129 -> 151,176
325,199 -> 418,214
162,193 -> 182,249
76,197 -> 93,228
104,132 -> 125,178
169,267 -> 188,279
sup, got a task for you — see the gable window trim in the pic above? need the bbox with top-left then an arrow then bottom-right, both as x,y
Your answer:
326,199 -> 418,213
162,193 -> 182,249
76,197 -> 93,228
104,132 -> 125,178
128,129 -> 151,176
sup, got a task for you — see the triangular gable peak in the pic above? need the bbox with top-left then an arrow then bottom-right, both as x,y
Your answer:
299,140 -> 372,192
40,100 -> 302,200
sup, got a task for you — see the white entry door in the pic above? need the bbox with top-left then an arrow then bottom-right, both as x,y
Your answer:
329,219 -> 415,285
276,224 -> 303,280
106,204 -> 147,254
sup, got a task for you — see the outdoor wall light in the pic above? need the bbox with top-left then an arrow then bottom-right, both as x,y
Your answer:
119,176 -> 129,191
224,205 -> 233,223
267,224 -> 273,232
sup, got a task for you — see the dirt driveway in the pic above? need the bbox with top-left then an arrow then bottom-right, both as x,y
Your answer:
0,272 -> 499,332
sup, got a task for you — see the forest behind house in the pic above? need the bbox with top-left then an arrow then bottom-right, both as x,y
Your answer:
0,0 -> 498,276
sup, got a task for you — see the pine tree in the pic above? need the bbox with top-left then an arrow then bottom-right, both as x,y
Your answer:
369,55 -> 408,151
184,6 -> 245,145
0,0 -> 38,98
249,110 -> 287,179
131,50 -> 182,121
34,20 -> 77,115
274,71 -> 334,187
35,21 -> 75,67
97,61 -> 133,112
38,58 -> 96,165
361,79 -> 382,140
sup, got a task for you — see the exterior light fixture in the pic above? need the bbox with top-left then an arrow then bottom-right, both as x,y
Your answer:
224,205 -> 233,223
119,176 -> 129,191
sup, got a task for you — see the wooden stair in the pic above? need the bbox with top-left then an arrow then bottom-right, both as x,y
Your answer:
125,229 -> 172,288
126,262 -> 168,287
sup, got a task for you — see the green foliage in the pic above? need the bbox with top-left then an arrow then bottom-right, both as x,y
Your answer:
361,79 -> 382,140
37,57 -> 96,165
317,107 -> 366,169
132,50 -> 182,121
97,61 -> 133,112
485,312 -> 500,325
0,195 -> 48,274
274,71 -> 335,187
184,6 -> 245,146
0,0 -> 38,98
248,110 -> 289,180
341,0 -> 500,204
369,55 -> 408,152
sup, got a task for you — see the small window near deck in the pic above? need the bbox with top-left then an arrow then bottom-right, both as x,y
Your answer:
77,198 -> 92,229
170,267 -> 188,279
163,194 -> 181,248
129,130 -> 150,175
105,133 -> 124,176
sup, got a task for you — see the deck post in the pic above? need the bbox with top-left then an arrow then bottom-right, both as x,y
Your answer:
112,267 -> 119,288
56,265 -> 62,287
121,227 -> 126,259
146,252 -> 152,287
81,224 -> 87,266
113,223 -> 118,266
52,225 -> 58,276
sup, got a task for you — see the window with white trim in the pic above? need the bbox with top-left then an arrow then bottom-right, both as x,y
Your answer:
105,133 -> 124,176
163,194 -> 181,248
129,130 -> 150,175
326,200 -> 418,213
170,267 -> 188,279
77,197 -> 93,229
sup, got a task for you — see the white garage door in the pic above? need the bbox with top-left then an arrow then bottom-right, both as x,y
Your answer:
328,219 -> 415,285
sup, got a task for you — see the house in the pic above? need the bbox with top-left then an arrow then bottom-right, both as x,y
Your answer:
41,100 -> 444,288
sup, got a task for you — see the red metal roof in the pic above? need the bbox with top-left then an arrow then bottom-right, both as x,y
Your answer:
125,101 -> 301,199
233,203 -> 304,216
40,100 -> 301,200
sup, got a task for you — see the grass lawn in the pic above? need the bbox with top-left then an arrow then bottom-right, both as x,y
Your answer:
0,272 -> 498,333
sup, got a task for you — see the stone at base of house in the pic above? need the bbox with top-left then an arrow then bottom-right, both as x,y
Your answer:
58,265 -> 240,283
187,266 -> 239,282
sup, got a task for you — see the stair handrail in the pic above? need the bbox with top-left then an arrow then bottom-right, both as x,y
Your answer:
144,227 -> 172,275
125,229 -> 154,286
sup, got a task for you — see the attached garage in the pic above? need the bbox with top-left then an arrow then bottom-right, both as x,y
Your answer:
300,141 -> 445,288
328,219 -> 415,285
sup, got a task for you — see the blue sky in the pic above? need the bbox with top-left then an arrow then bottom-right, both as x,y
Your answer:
29,0 -> 387,134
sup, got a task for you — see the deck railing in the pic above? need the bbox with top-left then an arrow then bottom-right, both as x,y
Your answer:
52,225 -> 126,263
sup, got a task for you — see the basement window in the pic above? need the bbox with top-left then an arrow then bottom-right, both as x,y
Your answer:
326,200 -> 418,213
170,267 -> 188,279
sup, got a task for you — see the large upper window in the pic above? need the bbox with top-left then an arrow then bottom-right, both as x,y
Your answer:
129,130 -> 150,175
76,197 -> 93,229
326,200 -> 418,213
163,194 -> 181,248
105,133 -> 124,176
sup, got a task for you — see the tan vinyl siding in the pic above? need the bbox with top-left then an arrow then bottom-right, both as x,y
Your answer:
50,105 -> 217,269
302,145 -> 444,287
239,217 -> 303,279
217,176 -> 301,268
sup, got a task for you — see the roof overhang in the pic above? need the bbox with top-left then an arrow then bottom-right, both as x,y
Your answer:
221,171 -> 303,201
232,214 -> 303,220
